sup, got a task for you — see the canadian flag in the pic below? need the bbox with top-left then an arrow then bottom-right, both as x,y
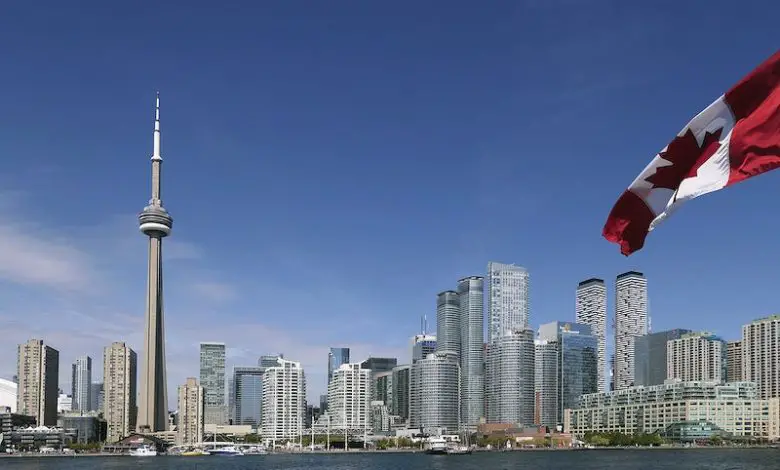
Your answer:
603,49 -> 780,256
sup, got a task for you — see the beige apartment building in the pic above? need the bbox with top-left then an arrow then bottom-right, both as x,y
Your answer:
666,332 -> 726,383
104,342 -> 137,443
16,339 -> 59,426
177,377 -> 204,446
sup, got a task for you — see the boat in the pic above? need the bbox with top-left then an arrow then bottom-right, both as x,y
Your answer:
209,445 -> 244,456
447,444 -> 472,455
181,448 -> 210,456
129,445 -> 158,457
424,437 -> 449,455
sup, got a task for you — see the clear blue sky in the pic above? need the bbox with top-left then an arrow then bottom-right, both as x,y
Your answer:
0,0 -> 778,401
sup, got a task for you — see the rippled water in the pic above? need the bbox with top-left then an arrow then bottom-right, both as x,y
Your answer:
0,449 -> 776,469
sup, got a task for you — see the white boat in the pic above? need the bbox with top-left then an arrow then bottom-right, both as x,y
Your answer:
129,445 -> 158,457
447,444 -> 472,455
209,445 -> 244,456
424,437 -> 449,455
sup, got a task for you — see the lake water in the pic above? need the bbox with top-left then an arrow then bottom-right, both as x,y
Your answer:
0,449 -> 777,469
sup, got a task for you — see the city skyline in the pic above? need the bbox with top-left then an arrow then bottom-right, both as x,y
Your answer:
1,2 -> 779,406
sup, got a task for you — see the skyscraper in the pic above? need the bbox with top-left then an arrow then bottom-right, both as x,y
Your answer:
576,278 -> 607,392
137,94 -> 173,433
487,261 -> 530,341
485,330 -> 535,425
391,364 -> 411,420
614,271 -> 648,390
634,329 -> 691,386
410,351 -> 460,432
435,291 -> 461,357
458,276 -> 485,428
327,348 -> 350,385
104,342 -> 137,442
177,377 -> 204,446
327,363 -> 370,431
667,332 -> 727,383
16,339 -> 59,426
233,366 -> 263,426
742,315 -> 780,399
71,355 -> 92,413
262,358 -> 306,441
534,339 -> 558,427
412,334 -> 437,364
89,383 -> 103,413
200,342 -> 227,425
727,340 -> 743,383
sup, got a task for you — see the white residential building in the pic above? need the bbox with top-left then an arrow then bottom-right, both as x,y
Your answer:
261,358 -> 306,441
576,278 -> 607,392
327,363 -> 370,431
614,271 -> 648,390
104,342 -> 137,443
487,261 -> 530,341
177,377 -> 204,446
742,315 -> 780,399
667,332 -> 727,383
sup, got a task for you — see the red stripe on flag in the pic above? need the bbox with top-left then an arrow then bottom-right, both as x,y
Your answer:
726,50 -> 780,185
602,190 -> 655,256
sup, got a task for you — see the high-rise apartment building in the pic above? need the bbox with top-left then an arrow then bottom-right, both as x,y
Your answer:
534,339 -> 558,427
233,367 -> 264,426
410,351 -> 460,432
576,278 -> 607,392
667,332 -> 727,383
327,348 -> 350,385
458,276 -> 485,428
177,377 -> 204,446
327,363 -> 370,431
391,364 -> 411,420
261,358 -> 306,441
727,340 -> 743,383
634,329 -> 691,386
435,291 -> 461,357
200,342 -> 227,425
103,342 -> 137,442
412,334 -> 437,364
742,315 -> 780,399
16,339 -> 59,426
485,330 -> 535,425
487,262 -> 530,341
71,356 -> 92,413
614,271 -> 648,390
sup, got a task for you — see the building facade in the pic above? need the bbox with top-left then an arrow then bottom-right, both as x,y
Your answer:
71,356 -> 92,414
177,377 -> 204,446
233,367 -> 264,426
410,351 -> 460,432
412,335 -> 437,364
261,358 -> 306,440
89,383 -> 103,413
727,340 -> 743,383
667,332 -> 727,383
634,329 -> 691,386
487,261 -> 530,342
327,348 -> 350,386
485,330 -> 535,425
576,278 -> 607,393
103,342 -> 137,443
0,378 -> 17,413
436,291 -> 461,358
566,381 -> 768,439
742,315 -> 780,399
16,339 -> 59,426
200,342 -> 227,425
458,276 -> 485,428
534,340 -> 558,427
327,363 -> 370,431
391,365 -> 410,420
614,271 -> 648,390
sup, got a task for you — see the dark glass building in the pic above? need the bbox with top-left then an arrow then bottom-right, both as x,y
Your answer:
327,348 -> 350,385
634,329 -> 692,386
360,357 -> 398,374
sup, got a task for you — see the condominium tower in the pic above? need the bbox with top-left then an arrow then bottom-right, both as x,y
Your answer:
634,329 -> 691,386
71,356 -> 92,413
177,377 -> 204,446
261,358 -> 306,441
487,262 -> 530,341
327,363 -> 370,431
435,291 -> 460,357
614,271 -> 648,390
458,276 -> 485,428
16,339 -> 59,426
485,329 -> 535,425
727,340 -> 743,383
742,315 -> 780,399
410,351 -> 460,432
200,342 -> 227,425
667,332 -> 727,383
576,278 -> 607,392
104,342 -> 138,442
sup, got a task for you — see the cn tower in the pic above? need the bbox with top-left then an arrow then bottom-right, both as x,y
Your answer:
137,93 -> 173,433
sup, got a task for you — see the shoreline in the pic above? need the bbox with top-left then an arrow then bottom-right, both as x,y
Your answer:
0,445 -> 776,458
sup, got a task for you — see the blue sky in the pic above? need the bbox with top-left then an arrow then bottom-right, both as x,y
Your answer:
0,1 -> 778,402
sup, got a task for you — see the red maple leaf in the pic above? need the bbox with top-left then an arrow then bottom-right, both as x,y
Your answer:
644,128 -> 724,189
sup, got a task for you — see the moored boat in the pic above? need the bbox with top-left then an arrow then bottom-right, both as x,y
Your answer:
129,445 -> 157,457
209,445 -> 244,456
424,437 -> 449,455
